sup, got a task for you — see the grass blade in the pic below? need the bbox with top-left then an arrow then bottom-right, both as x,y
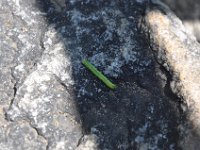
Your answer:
82,59 -> 117,90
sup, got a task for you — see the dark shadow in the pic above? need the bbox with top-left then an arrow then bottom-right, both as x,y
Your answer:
161,0 -> 200,20
36,0 -> 183,149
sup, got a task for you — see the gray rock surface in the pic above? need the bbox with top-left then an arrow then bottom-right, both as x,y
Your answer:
145,1 -> 200,149
1,0 -> 196,150
161,0 -> 200,41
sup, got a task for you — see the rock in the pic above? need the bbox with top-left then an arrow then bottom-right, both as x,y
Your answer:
0,120 -> 47,150
1,0 -> 82,149
76,134 -> 99,150
161,0 -> 200,41
1,0 -> 196,149
145,1 -> 200,149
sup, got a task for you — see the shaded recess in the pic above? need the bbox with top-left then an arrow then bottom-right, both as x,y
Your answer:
35,0 -> 183,149
0,0 -> 186,149
161,0 -> 200,20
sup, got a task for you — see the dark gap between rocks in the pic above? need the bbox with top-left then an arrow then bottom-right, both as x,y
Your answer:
35,0 -> 183,149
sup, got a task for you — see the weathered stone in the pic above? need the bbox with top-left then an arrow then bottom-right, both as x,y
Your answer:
145,1 -> 200,149
2,0 -> 198,149
0,120 -> 47,150
161,0 -> 200,41
76,134 -> 99,150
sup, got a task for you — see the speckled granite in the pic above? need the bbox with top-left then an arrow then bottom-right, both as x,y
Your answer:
1,0 -> 197,150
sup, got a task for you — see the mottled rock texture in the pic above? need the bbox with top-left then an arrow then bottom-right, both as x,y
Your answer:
145,1 -> 200,149
161,0 -> 200,41
1,0 -> 199,150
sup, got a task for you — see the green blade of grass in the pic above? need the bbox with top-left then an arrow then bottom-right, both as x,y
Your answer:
82,59 -> 117,90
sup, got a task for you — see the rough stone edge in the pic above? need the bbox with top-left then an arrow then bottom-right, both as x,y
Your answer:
144,0 -> 200,149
